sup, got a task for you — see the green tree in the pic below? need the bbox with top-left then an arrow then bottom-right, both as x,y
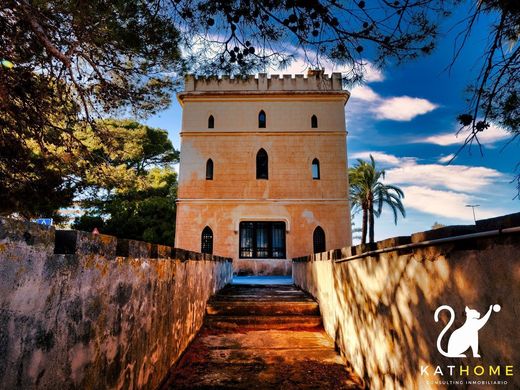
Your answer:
75,168 -> 177,246
349,156 -> 406,245
1,0 -> 183,217
72,120 -> 179,245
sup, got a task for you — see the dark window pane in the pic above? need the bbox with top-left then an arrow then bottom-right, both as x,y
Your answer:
259,110 -> 266,128
201,226 -> 213,254
206,159 -> 213,180
240,222 -> 254,258
313,226 -> 325,254
311,115 -> 318,128
208,115 -> 214,128
271,223 -> 286,258
256,149 -> 268,179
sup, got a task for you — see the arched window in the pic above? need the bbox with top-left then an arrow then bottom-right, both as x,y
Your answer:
208,115 -> 214,129
311,115 -> 318,128
256,148 -> 268,179
258,110 -> 266,128
206,159 -> 213,180
312,158 -> 320,180
313,226 -> 326,254
201,226 -> 213,254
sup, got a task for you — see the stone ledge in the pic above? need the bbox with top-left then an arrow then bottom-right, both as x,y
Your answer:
0,218 -> 55,247
292,212 -> 520,262
410,225 -> 476,243
0,218 -> 231,263
476,212 -> 520,231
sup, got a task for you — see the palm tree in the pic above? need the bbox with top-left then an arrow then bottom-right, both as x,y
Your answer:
349,155 -> 406,244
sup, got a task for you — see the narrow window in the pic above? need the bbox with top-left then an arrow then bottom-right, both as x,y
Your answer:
201,226 -> 213,254
256,148 -> 268,179
313,226 -> 326,254
311,115 -> 318,128
206,159 -> 213,180
258,110 -> 266,128
208,115 -> 214,129
312,158 -> 320,180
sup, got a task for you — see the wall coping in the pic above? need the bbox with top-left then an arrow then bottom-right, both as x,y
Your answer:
182,73 -> 344,93
0,218 -> 232,262
293,212 -> 520,262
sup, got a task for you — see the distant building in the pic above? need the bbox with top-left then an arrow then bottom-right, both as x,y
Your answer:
175,71 -> 351,275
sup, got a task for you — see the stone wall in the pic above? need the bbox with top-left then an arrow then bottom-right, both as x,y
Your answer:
293,213 -> 520,389
0,218 -> 232,390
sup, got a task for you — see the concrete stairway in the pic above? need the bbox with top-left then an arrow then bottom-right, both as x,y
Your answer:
161,283 -> 363,389
205,284 -> 322,329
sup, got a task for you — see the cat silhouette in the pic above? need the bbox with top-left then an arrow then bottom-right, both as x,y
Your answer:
434,305 -> 498,358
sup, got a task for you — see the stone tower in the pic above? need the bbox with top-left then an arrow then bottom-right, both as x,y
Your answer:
175,72 -> 351,275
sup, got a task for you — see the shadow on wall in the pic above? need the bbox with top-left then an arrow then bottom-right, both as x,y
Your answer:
293,213 -> 520,389
0,218 -> 233,390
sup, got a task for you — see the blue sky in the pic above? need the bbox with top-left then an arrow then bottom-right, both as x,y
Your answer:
145,5 -> 519,243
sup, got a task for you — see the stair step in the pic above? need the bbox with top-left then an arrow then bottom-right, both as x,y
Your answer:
205,315 -> 322,330
207,300 -> 319,316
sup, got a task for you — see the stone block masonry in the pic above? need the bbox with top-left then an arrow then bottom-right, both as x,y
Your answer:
0,218 -> 232,390
293,212 -> 520,389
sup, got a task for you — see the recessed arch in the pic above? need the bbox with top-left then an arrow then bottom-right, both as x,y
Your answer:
258,110 -> 266,128
313,226 -> 326,254
208,115 -> 214,129
206,158 -> 213,180
256,148 -> 268,179
311,114 -> 318,128
312,158 -> 320,180
201,226 -> 213,254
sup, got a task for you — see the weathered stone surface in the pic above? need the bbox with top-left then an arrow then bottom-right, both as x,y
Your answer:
293,222 -> 520,389
233,258 -> 292,276
162,284 -> 363,389
410,225 -> 476,243
0,218 -> 233,390
476,211 -> 520,231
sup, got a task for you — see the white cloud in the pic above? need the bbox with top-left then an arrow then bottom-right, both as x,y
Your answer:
351,151 -> 401,166
350,85 -> 380,102
438,154 -> 455,163
362,62 -> 384,83
400,186 -> 504,221
373,96 -> 438,121
348,85 -> 438,122
385,163 -> 503,192
418,123 -> 510,146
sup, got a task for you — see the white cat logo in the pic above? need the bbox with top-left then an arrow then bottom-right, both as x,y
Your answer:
434,304 -> 501,358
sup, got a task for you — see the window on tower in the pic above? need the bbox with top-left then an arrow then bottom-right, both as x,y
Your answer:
208,115 -> 214,128
256,148 -> 268,179
311,115 -> 318,128
201,226 -> 213,254
239,221 -> 286,258
258,110 -> 266,128
312,158 -> 320,180
206,159 -> 213,180
313,226 -> 326,253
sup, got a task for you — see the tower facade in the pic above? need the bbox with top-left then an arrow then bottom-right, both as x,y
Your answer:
175,72 -> 351,275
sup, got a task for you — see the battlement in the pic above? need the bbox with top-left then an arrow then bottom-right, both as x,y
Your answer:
184,72 -> 344,93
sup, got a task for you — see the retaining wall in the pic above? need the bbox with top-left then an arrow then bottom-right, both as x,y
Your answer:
0,218 -> 232,390
293,213 -> 520,389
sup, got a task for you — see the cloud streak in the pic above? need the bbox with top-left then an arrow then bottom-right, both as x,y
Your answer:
416,123 -> 510,146
349,85 -> 438,121
400,186 -> 504,221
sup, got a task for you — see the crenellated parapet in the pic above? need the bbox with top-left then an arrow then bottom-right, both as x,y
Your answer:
184,71 -> 344,92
